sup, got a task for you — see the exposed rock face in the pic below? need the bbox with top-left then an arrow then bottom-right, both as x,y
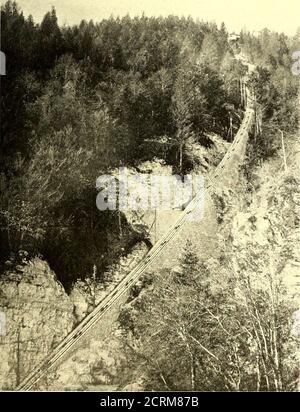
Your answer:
0,258 -> 75,390
229,137 -> 300,297
70,243 -> 149,323
110,156 -> 223,246
109,160 -> 178,244
40,329 -> 125,391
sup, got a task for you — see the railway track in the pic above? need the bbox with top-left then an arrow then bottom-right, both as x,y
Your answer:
17,79 -> 255,392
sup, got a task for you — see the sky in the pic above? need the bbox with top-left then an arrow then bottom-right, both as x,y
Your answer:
1,0 -> 300,36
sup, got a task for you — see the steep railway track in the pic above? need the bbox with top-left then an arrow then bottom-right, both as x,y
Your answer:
17,75 -> 255,392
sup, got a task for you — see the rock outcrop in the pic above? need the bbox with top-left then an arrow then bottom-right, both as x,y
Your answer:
0,258 -> 75,390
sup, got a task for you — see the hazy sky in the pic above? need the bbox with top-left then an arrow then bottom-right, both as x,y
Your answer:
2,0 -> 300,35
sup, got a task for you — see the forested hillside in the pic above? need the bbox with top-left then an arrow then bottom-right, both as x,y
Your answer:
1,1 -> 246,287
243,29 -> 299,165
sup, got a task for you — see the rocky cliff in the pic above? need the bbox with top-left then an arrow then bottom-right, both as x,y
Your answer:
0,258 -> 75,389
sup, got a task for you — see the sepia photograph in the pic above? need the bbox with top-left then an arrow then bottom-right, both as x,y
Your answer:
0,0 -> 300,396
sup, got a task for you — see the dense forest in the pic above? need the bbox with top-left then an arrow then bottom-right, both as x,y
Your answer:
0,1 -> 247,286
0,1 -> 299,288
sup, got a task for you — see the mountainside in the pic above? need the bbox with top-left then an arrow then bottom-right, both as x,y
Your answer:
1,1 -> 299,392
0,258 -> 75,390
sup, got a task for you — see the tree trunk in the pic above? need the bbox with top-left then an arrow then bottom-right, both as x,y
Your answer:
190,353 -> 195,390
179,144 -> 183,175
